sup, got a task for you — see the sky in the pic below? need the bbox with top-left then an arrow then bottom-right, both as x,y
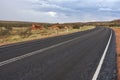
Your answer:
0,0 -> 120,23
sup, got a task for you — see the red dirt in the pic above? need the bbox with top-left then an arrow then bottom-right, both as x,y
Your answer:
112,28 -> 120,80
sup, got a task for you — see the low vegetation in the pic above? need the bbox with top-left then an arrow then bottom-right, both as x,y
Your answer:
0,19 -> 120,46
0,21 -> 94,46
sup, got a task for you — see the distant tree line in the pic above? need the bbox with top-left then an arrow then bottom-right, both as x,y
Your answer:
0,21 -> 52,28
0,21 -> 120,28
0,23 -> 32,27
84,22 -> 120,27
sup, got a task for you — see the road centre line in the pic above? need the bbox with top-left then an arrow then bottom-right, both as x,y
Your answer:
0,36 -> 82,67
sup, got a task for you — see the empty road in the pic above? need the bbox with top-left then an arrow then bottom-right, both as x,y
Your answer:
0,27 -> 116,80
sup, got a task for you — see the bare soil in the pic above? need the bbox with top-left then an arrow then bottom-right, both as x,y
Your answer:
112,28 -> 120,80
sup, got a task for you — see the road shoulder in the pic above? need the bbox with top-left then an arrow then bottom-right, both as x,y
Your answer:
112,28 -> 120,80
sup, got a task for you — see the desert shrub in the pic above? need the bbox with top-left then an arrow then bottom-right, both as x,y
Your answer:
18,28 -> 32,38
0,26 -> 12,36
72,25 -> 80,29
43,24 -> 51,29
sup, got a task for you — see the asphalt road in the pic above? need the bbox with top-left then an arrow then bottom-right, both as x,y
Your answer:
0,27 -> 116,80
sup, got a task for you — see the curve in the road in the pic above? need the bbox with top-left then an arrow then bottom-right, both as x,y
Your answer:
0,27 -> 116,80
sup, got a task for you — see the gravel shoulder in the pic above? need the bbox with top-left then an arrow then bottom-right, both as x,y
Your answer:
112,28 -> 120,80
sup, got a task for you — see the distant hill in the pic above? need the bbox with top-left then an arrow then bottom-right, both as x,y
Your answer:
111,19 -> 120,23
0,20 -> 52,27
0,19 -> 120,27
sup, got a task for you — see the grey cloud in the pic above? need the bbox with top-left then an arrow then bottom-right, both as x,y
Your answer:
1,0 -> 120,23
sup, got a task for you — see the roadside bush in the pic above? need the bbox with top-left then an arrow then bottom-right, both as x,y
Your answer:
72,25 -> 80,29
19,28 -> 32,38
0,26 -> 12,36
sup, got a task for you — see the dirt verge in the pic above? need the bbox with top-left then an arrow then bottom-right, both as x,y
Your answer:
112,28 -> 120,80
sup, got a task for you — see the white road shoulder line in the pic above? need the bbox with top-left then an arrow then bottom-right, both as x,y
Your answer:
0,36 -> 81,67
92,31 -> 113,80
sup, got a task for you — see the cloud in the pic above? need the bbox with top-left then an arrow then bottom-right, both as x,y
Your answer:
47,11 -> 57,17
0,0 -> 120,23
99,7 -> 113,11
29,0 -> 120,13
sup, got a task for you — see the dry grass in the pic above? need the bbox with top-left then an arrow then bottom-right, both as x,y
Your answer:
0,26 -> 95,46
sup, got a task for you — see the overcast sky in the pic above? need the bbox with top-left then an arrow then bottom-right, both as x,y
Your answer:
0,0 -> 120,23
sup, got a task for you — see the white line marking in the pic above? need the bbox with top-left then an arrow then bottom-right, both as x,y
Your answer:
0,36 -> 82,67
92,31 -> 112,80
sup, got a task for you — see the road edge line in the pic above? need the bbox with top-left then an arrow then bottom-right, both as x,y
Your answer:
92,30 -> 113,80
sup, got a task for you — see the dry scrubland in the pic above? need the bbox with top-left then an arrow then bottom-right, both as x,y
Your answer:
0,26 -> 95,46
